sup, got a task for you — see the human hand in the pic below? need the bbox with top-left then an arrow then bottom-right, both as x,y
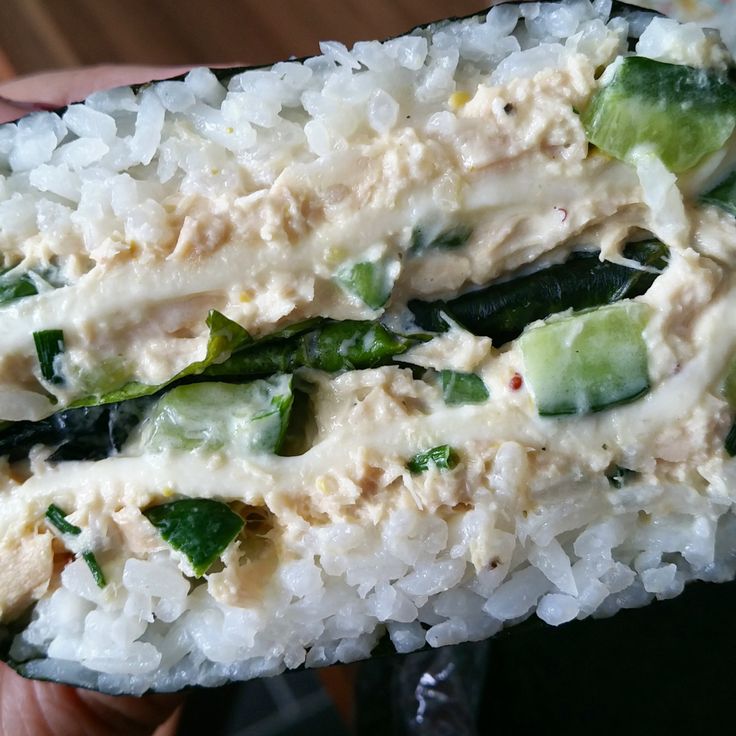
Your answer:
0,64 -> 194,124
0,662 -> 182,736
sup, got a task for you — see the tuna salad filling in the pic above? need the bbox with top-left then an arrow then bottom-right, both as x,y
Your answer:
1,0 -> 736,694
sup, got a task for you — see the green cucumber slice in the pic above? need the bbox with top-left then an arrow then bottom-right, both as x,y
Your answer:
139,375 -> 293,455
519,302 -> 650,416
582,57 -> 736,173
144,498 -> 244,577
407,445 -> 459,473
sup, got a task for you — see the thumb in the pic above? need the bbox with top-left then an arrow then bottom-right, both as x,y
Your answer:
0,662 -> 183,736
0,65 -> 193,124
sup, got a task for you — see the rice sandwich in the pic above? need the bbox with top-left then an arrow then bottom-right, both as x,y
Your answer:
0,0 -> 735,694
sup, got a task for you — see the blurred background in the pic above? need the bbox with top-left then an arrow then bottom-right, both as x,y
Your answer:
0,0 -> 488,80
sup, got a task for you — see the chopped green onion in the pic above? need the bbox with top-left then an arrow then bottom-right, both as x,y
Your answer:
411,224 -> 473,254
440,370 -> 489,405
33,329 -> 65,385
45,504 -> 82,535
0,273 -> 37,305
82,551 -> 107,588
407,445 -> 459,474
144,499 -> 244,577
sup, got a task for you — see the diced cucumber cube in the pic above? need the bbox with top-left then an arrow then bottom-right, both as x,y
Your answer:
582,57 -> 736,173
139,375 -> 293,455
519,302 -> 650,416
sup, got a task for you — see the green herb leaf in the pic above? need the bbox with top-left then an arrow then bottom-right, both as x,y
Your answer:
144,498 -> 244,577
407,445 -> 459,474
45,504 -> 81,535
701,170 -> 736,217
82,551 -> 107,588
72,310 -> 252,408
336,260 -> 396,310
33,329 -> 65,385
440,370 -> 489,405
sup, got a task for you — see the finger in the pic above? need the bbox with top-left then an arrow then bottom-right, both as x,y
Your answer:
0,662 -> 183,736
0,65 -> 195,124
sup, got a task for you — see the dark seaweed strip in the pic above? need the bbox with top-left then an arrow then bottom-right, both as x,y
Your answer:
408,241 -> 668,346
0,396 -> 154,463
701,170 -> 736,217
725,421 -> 736,457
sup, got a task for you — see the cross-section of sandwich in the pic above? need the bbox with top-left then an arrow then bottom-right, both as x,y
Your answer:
1,0 -> 736,694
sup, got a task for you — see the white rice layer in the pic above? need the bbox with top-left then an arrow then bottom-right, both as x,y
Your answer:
0,0 -> 632,274
11,468 -> 736,694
